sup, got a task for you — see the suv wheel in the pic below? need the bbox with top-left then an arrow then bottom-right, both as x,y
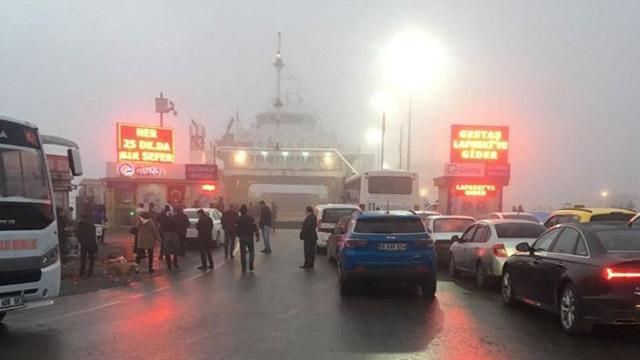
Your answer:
559,284 -> 593,335
501,269 -> 516,306
448,256 -> 459,278
476,263 -> 489,289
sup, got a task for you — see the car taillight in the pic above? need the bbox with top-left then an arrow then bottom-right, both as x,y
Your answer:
414,239 -> 434,248
604,267 -> 640,280
493,244 -> 508,257
344,239 -> 368,248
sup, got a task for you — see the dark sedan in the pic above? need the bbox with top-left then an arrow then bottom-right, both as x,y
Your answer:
501,222 -> 640,334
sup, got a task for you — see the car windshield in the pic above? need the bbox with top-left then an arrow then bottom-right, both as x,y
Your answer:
321,208 -> 357,223
502,214 -> 540,222
495,223 -> 546,238
590,213 -> 635,222
433,218 -> 474,233
596,229 -> 640,252
354,217 -> 425,234
0,145 -> 50,201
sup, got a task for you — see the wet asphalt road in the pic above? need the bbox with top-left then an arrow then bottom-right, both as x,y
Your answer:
1,229 -> 640,360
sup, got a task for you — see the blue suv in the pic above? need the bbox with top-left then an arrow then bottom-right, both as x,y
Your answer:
337,211 -> 437,296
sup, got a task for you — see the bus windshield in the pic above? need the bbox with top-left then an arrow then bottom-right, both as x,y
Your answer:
368,176 -> 412,195
0,145 -> 50,201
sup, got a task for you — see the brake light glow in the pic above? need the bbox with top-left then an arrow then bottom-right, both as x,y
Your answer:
493,244 -> 508,257
605,267 -> 640,280
344,239 -> 368,248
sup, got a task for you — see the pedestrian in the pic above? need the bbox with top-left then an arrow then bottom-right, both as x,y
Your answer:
135,211 -> 160,273
258,201 -> 273,254
174,207 -> 190,256
216,196 -> 226,212
93,203 -> 108,245
77,213 -> 98,277
157,205 -> 171,260
159,207 -> 179,270
136,203 -> 145,215
221,204 -> 239,259
299,206 -> 318,269
196,209 -> 214,270
236,205 -> 260,273
56,207 -> 69,266
271,201 -> 278,233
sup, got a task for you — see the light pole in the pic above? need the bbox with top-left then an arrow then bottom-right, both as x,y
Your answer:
370,92 -> 391,170
155,92 -> 177,127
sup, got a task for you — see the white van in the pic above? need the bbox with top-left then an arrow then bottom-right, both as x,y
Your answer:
313,204 -> 360,252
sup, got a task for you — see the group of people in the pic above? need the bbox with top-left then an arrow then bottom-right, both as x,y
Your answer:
221,201 -> 273,273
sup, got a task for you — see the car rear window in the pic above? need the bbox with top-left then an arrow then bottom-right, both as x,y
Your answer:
321,208 -> 357,223
354,217 -> 425,234
502,214 -> 540,223
590,213 -> 635,222
433,218 -> 474,233
495,223 -> 546,238
595,229 -> 640,252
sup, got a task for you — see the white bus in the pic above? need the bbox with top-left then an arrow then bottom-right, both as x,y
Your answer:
344,170 -> 420,211
0,116 -> 82,322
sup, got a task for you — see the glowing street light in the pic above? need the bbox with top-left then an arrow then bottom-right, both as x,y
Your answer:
601,191 -> 609,198
381,29 -> 449,170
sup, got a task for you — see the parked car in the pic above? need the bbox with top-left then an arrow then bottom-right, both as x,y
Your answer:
544,207 -> 635,228
448,219 -> 546,288
502,222 -> 640,334
327,215 -> 353,262
314,204 -> 361,253
337,211 -> 437,296
414,210 -> 442,223
183,208 -> 224,248
425,215 -> 475,264
487,212 -> 542,224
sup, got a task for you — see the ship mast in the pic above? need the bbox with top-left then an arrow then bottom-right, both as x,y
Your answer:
273,32 -> 285,128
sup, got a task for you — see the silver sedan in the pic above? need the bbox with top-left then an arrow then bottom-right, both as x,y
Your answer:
448,219 -> 546,289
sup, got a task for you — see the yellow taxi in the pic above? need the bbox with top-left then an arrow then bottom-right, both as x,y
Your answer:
543,207 -> 636,228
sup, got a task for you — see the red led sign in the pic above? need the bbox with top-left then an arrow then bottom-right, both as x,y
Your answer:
453,183 -> 498,197
117,123 -> 175,164
451,125 -> 509,164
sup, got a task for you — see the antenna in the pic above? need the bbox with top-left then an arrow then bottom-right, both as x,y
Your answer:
273,32 -> 285,126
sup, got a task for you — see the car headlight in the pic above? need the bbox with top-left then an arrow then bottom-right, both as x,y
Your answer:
41,245 -> 60,268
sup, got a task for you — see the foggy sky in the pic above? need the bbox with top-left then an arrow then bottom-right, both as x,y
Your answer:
1,0 -> 640,209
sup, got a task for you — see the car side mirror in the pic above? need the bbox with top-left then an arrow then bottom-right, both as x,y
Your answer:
451,235 -> 460,243
516,242 -> 532,253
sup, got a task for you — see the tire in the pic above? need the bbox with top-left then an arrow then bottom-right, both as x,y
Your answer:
501,268 -> 516,306
421,278 -> 437,297
559,284 -> 593,335
476,262 -> 489,290
338,262 -> 356,296
0,312 -> 5,322
448,256 -> 459,278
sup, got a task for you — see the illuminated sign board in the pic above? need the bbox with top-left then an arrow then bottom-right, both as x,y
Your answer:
453,183 -> 498,197
117,163 -> 167,177
117,123 -> 175,164
185,164 -> 218,181
451,125 -> 509,164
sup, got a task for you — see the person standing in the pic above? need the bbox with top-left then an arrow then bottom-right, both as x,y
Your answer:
135,212 -> 160,273
299,206 -> 318,269
56,207 -> 69,266
236,205 -> 260,273
159,208 -> 179,270
196,209 -> 214,270
258,201 -> 273,254
174,207 -> 190,256
221,205 -> 239,259
77,213 -> 97,277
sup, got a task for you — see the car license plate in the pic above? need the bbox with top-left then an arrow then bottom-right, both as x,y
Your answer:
0,295 -> 24,310
378,243 -> 406,251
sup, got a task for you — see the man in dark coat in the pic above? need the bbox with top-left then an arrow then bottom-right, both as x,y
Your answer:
235,205 -> 260,273
221,205 -> 239,259
258,201 -> 273,254
196,209 -> 214,270
174,207 -> 190,256
77,213 -> 98,277
299,206 -> 318,269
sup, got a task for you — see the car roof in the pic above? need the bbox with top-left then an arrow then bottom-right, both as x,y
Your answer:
557,221 -> 630,231
476,219 -> 543,225
552,207 -> 636,215
314,204 -> 361,210
357,210 -> 419,219
490,212 -> 537,216
429,215 -> 475,221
